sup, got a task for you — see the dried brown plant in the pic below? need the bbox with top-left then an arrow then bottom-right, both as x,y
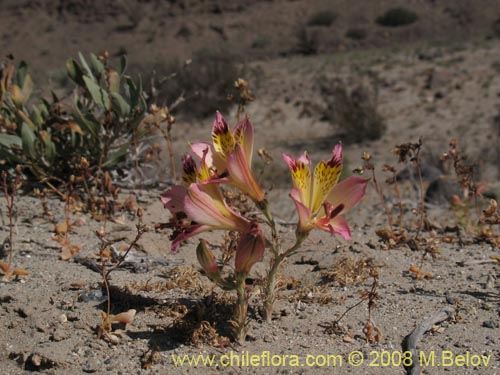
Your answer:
392,138 -> 426,239
0,167 -> 29,281
321,257 -> 374,286
96,206 -> 148,342
327,263 -> 382,343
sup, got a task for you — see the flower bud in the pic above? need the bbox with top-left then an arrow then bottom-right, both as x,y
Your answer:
235,225 -> 266,275
196,239 -> 220,278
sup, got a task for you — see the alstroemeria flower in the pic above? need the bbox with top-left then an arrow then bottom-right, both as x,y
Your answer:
196,239 -> 221,280
190,112 -> 265,204
161,183 -> 251,251
282,144 -> 368,240
234,223 -> 266,275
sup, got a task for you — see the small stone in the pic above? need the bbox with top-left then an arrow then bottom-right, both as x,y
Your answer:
50,328 -> 68,342
0,295 -> 14,303
30,353 -> 42,367
82,358 -> 100,373
482,303 -> 493,311
482,320 -> 499,329
343,336 -> 354,343
446,296 -> 456,305
59,314 -> 68,323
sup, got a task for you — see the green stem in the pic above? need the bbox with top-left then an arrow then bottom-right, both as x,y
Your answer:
262,235 -> 306,322
233,274 -> 248,344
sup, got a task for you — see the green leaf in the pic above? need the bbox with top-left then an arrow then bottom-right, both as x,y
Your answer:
79,52 -> 95,81
73,107 -> 99,139
40,132 -> 56,163
108,70 -> 120,93
21,74 -> 33,102
0,134 -> 22,149
30,105 -> 44,127
103,143 -> 129,168
51,90 -> 59,103
119,54 -> 127,75
89,53 -> 105,76
110,92 -> 130,118
66,58 -> 85,86
21,122 -> 37,158
83,76 -> 110,110
16,61 -> 29,87
125,76 -> 146,111
0,134 -> 23,163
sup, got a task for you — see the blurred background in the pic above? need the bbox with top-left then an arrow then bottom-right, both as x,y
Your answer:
1,0 -> 500,200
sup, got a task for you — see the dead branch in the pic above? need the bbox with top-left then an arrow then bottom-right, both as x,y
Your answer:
402,306 -> 455,375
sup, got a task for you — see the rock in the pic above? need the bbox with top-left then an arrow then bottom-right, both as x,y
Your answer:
0,295 -> 14,303
445,296 -> 457,305
482,320 -> 499,329
82,358 -> 100,373
50,328 -> 68,342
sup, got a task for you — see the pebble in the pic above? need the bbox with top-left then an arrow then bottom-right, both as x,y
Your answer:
82,358 -> 100,373
482,320 -> 499,329
78,289 -> 105,303
445,296 -> 456,305
50,328 -> 68,342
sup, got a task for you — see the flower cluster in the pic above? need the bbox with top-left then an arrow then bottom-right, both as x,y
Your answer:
161,111 -> 266,272
160,111 -> 368,342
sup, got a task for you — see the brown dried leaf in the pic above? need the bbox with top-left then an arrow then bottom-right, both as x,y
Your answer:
111,309 -> 136,324
54,221 -> 70,235
12,268 -> 30,276
52,235 -> 81,260
0,261 -> 10,273
123,194 -> 139,212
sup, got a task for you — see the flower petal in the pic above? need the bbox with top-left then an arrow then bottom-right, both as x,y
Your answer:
196,239 -> 220,275
282,152 -> 312,207
171,223 -> 210,252
160,185 -> 187,213
326,176 -> 369,215
184,183 -> 250,230
226,143 -> 265,203
190,142 -> 213,165
233,117 -> 254,165
329,216 -> 352,240
290,188 -> 313,234
310,146 -> 343,214
315,215 -> 352,240
181,154 -> 198,186
235,224 -> 266,274
211,111 -> 235,158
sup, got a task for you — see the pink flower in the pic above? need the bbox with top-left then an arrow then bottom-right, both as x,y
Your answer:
282,144 -> 368,239
161,183 -> 251,251
190,112 -> 265,203
234,224 -> 266,275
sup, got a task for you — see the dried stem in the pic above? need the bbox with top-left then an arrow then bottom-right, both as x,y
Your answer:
1,171 -> 15,268
413,144 -> 425,240
370,168 -> 394,234
392,171 -> 404,230
105,213 -> 146,279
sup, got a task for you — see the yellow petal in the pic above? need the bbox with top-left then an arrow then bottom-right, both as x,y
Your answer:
310,160 -> 342,214
291,160 -> 312,206
211,113 -> 235,158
